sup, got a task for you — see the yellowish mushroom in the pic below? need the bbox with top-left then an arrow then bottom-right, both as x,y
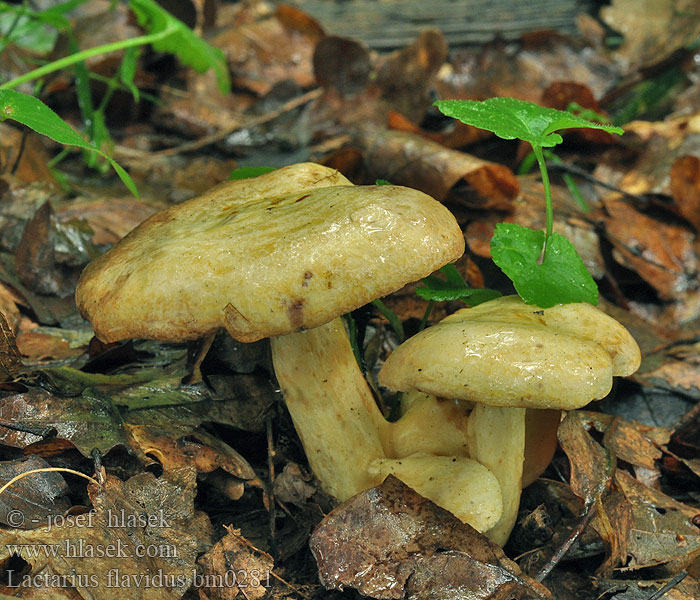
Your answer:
77,163 -> 505,531
379,295 -> 641,545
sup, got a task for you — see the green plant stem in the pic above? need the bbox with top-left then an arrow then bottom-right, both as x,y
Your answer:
371,299 -> 404,342
532,144 -> 554,243
417,300 -> 434,333
0,27 -> 174,90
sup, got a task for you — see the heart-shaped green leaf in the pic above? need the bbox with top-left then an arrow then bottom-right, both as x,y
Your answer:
435,97 -> 623,148
490,223 -> 598,307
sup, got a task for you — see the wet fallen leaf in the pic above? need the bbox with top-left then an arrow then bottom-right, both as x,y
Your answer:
614,469 -> 700,572
310,476 -> 552,599
603,194 -> 697,302
437,33 -> 619,104
0,454 -> 70,529
313,36 -> 371,96
211,6 -> 323,97
0,468 -> 212,598
600,0 -> 700,71
356,127 -> 519,209
387,110 -> 491,148
0,310 -> 21,381
670,155 -> 700,232
557,411 -> 614,509
57,199 -> 160,246
0,124 -> 58,186
196,526 -> 274,600
374,29 -> 447,123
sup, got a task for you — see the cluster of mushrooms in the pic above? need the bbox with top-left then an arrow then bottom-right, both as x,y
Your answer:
76,163 -> 641,546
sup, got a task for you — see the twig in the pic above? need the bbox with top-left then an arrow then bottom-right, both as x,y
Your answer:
646,571 -> 688,600
266,415 -> 277,557
115,88 -> 323,160
534,505 -> 595,582
0,420 -> 55,438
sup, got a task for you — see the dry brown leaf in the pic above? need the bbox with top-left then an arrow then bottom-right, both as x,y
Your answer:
211,7 -> 323,97
313,36 -> 371,96
374,29 -> 447,123
356,128 -> 519,208
196,527 -> 274,600
0,468 -> 212,598
310,476 -> 552,600
614,470 -> 700,572
0,389 -> 129,456
577,411 -> 670,473
15,330 -> 84,362
125,426 -> 255,480
0,454 -> 71,530
557,412 -> 614,510
57,200 -> 159,246
601,0 -> 700,71
603,195 -> 697,302
637,341 -> 700,399
436,33 -> 618,104
0,310 -> 21,381
387,110 -> 490,148
670,155 -> 700,232
0,124 -> 58,187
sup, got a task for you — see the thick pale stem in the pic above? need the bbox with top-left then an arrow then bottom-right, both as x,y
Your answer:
467,405 -> 526,546
368,454 -> 503,532
270,318 -> 387,501
386,391 -> 470,458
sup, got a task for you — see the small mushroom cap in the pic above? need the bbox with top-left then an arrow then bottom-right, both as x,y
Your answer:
77,163 -> 464,343
379,295 -> 641,410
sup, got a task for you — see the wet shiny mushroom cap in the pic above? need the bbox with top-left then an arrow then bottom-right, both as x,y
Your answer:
379,295 -> 641,410
76,162 -> 465,343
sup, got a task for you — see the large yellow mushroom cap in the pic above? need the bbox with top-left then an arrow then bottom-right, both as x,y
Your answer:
76,162 -> 465,343
379,295 -> 641,410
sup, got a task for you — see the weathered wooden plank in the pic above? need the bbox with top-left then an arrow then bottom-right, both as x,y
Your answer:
283,0 -> 597,48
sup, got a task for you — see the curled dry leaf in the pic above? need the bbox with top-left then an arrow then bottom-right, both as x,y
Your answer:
356,127 -> 519,209
557,411 -> 615,510
196,526 -> 274,600
310,476 -> 553,600
387,110 -> 491,149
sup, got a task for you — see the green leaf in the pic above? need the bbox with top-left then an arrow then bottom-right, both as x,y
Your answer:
375,179 -> 391,185
0,90 -> 138,195
119,46 -> 142,102
128,0 -> 230,94
416,264 -> 501,307
490,223 -> 598,307
435,97 -> 623,149
229,166 -> 276,180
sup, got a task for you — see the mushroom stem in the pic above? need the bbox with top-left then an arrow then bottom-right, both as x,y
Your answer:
270,317 -> 387,501
466,404 -> 526,546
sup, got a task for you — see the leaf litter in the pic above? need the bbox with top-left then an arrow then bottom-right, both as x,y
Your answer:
0,1 -> 699,599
